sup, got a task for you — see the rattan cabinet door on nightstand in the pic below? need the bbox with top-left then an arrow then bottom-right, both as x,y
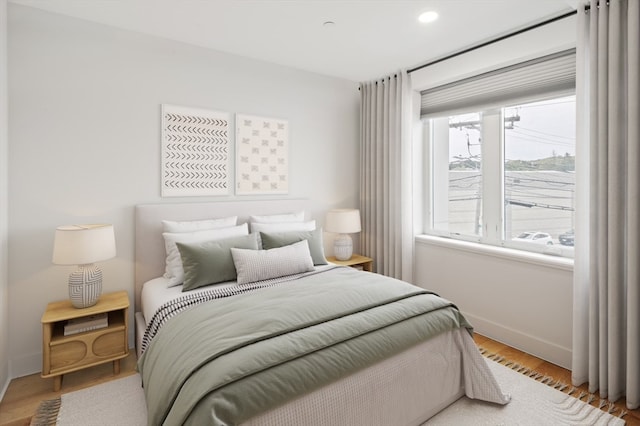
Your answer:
41,290 -> 129,391
326,254 -> 373,272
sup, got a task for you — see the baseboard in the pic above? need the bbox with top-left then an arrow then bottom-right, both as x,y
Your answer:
464,312 -> 572,370
0,375 -> 9,403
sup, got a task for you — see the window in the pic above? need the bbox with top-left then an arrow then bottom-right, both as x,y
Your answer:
419,49 -> 577,257
431,112 -> 483,237
504,97 -> 576,253
424,95 -> 576,257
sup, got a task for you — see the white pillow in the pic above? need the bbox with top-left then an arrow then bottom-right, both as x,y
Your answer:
163,223 -> 248,287
162,216 -> 237,233
250,220 -> 316,234
249,211 -> 305,223
231,240 -> 314,285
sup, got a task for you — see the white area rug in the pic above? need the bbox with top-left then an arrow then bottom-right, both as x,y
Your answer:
56,374 -> 146,426
426,360 -> 625,426
48,361 -> 625,426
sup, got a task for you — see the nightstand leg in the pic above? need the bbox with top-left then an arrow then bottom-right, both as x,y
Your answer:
113,359 -> 120,375
53,375 -> 62,392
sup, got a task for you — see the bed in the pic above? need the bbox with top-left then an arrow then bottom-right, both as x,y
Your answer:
134,200 -> 510,426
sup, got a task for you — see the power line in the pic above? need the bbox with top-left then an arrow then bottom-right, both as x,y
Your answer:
505,175 -> 575,186
506,199 -> 574,211
449,174 -> 481,183
508,185 -> 575,195
512,125 -> 575,142
506,131 -> 575,148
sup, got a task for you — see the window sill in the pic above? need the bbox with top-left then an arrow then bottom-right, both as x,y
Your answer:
415,234 -> 574,272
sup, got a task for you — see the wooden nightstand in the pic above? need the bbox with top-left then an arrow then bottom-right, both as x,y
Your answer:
326,254 -> 373,272
41,290 -> 129,391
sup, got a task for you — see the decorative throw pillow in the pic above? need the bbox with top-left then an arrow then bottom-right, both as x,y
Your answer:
177,233 -> 260,291
163,223 -> 249,287
260,228 -> 327,265
161,216 -> 237,233
249,211 -> 305,223
231,240 -> 314,285
250,220 -> 316,234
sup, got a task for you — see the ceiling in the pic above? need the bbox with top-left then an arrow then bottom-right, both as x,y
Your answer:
11,0 -> 577,82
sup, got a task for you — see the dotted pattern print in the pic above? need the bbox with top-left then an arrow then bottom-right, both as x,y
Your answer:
235,114 -> 289,195
161,104 -> 230,196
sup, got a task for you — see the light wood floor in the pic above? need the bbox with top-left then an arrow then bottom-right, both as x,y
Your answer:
1,336 -> 638,426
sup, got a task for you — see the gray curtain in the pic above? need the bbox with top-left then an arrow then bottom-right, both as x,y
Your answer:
359,71 -> 413,281
573,0 -> 640,409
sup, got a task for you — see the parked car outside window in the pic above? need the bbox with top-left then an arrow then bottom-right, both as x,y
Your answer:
512,231 -> 554,245
559,229 -> 574,246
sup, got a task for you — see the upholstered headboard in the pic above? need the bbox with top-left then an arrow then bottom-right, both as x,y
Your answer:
134,199 -> 310,310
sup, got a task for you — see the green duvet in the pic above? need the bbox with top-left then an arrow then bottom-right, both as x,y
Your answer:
138,267 -> 471,426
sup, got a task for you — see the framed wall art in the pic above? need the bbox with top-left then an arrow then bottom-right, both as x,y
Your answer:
161,104 -> 231,197
235,114 -> 289,195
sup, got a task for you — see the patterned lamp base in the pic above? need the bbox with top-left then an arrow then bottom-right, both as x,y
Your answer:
68,264 -> 102,308
334,234 -> 353,261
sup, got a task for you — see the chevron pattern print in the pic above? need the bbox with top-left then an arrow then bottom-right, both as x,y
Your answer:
161,105 -> 230,196
235,114 -> 289,195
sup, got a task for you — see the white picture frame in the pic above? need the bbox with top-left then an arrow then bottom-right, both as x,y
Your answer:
161,104 -> 231,197
235,114 -> 289,195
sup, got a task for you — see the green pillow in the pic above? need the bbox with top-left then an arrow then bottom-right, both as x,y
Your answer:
176,233 -> 260,291
260,228 -> 328,266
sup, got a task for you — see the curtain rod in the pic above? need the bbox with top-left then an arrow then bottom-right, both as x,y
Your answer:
585,1 -> 609,11
407,9 -> 577,74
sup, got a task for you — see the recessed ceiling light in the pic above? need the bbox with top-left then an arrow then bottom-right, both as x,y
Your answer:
418,11 -> 439,24
323,21 -> 336,28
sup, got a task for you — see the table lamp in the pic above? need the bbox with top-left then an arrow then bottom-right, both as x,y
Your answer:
52,224 -> 116,308
325,209 -> 361,261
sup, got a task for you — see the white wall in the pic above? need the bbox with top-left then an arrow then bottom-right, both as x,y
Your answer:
0,0 -> 10,399
415,237 -> 573,367
411,15 -> 576,369
7,4 -> 359,378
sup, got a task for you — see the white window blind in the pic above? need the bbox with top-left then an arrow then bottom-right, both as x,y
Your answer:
420,49 -> 576,118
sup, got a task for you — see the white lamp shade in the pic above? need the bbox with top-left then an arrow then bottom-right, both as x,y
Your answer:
325,209 -> 361,234
52,224 -> 116,265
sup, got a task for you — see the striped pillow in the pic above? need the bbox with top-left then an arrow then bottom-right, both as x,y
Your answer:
231,240 -> 314,285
